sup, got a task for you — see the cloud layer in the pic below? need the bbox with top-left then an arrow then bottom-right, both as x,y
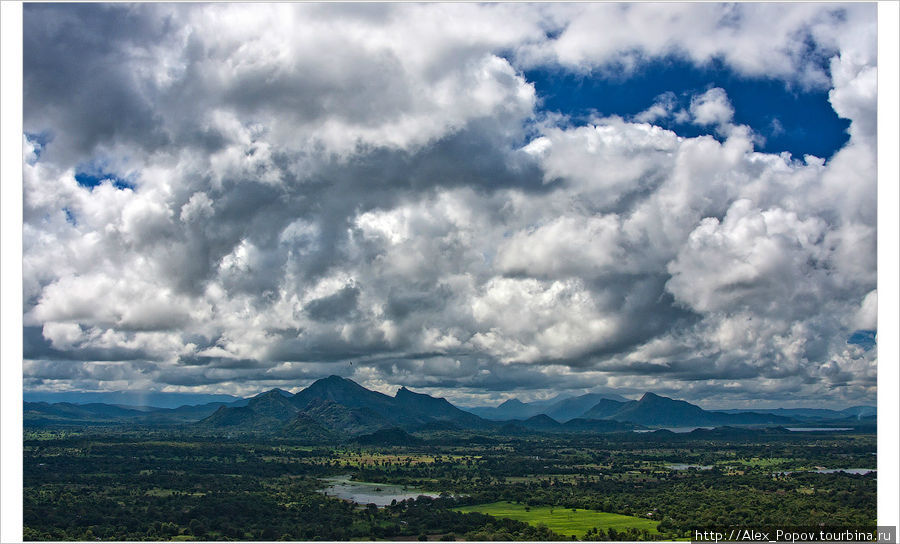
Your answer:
23,3 -> 877,407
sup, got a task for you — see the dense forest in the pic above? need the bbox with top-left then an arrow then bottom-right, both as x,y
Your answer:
23,427 -> 876,541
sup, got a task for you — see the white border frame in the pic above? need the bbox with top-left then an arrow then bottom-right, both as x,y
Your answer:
1,2 -> 24,542
876,0 -> 900,531
1,2 -> 898,542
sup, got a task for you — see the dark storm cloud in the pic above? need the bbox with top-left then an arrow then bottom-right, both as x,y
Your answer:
24,326 -> 157,363
264,334 -> 394,364
597,357 -> 771,381
176,356 -> 263,370
23,4 -> 171,163
305,286 -> 361,322
384,285 -> 453,321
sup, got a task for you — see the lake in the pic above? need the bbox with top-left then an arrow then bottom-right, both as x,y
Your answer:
318,475 -> 440,507
668,463 -> 713,471
813,468 -> 875,475
773,468 -> 876,476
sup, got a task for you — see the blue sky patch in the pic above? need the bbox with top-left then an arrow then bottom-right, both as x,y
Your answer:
25,131 -> 52,160
62,207 -> 77,226
847,329 -> 876,351
524,57 -> 849,160
74,170 -> 135,191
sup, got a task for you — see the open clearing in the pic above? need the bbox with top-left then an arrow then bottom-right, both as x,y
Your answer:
455,501 -> 659,538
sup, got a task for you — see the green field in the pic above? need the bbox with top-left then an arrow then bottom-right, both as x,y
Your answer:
456,501 -> 659,538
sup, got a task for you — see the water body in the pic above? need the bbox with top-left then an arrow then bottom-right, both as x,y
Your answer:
813,468 -> 875,475
773,468 -> 876,476
318,475 -> 439,507
786,428 -> 854,432
668,464 -> 713,471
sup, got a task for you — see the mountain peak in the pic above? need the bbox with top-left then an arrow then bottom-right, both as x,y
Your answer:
543,392 -> 631,422
395,386 -> 433,399
394,386 -> 450,404
579,398 -> 629,420
308,375 -> 364,391
639,392 -> 666,402
292,375 -> 394,412
255,388 -> 293,399
498,398 -> 526,408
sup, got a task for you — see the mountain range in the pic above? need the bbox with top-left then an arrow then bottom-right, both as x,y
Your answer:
24,376 -> 875,441
578,392 -> 798,427
716,406 -> 877,420
194,375 -> 488,438
23,400 -> 235,426
464,391 -> 630,421
22,390 -> 242,408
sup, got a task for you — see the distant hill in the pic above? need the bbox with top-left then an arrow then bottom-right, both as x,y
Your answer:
500,414 -> 639,434
300,398 -> 394,436
196,389 -> 303,431
544,393 -> 631,422
512,414 -> 564,432
293,376 -> 487,431
24,399 -> 234,426
131,402 -> 231,424
24,402 -> 151,426
393,387 -> 489,429
244,389 -> 301,420
839,406 -> 876,418
577,393 -> 796,427
28,378 -> 866,436
414,420 -> 462,432
197,405 -> 283,431
706,410 -> 798,425
466,397 -> 548,420
270,388 -> 295,398
355,427 -> 422,446
291,375 -> 396,413
195,376 -> 494,436
574,398 -> 632,420
281,413 -> 340,442
607,392 -> 716,426
23,390 -> 242,409
717,406 -> 876,421
466,391 -> 629,421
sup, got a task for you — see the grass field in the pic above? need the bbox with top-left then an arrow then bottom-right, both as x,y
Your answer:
455,501 -> 659,538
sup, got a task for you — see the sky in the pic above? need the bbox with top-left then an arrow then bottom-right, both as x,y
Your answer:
20,3 -> 879,409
